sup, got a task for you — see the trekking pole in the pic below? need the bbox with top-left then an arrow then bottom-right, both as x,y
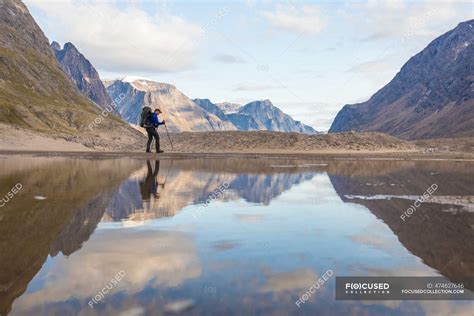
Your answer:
162,158 -> 174,185
164,123 -> 174,151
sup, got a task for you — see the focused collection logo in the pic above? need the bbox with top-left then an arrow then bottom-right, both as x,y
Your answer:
336,277 -> 472,300
345,282 -> 390,294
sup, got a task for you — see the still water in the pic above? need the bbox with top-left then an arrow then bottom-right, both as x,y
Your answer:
0,156 -> 473,316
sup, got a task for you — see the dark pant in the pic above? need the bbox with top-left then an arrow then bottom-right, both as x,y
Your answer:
146,127 -> 160,152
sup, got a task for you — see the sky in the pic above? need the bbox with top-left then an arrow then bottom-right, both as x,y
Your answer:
25,0 -> 473,131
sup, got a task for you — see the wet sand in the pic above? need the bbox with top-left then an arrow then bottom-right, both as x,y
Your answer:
0,149 -> 473,161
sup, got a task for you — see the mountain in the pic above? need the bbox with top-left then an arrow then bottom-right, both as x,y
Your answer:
193,98 -> 235,123
105,79 -> 235,132
0,0 -> 142,149
229,100 -> 318,134
51,41 -> 119,115
195,98 -> 318,134
329,20 -> 474,139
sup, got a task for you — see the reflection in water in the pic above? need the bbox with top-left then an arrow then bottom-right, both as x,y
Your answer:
103,159 -> 317,222
12,230 -> 201,315
0,157 -> 472,315
328,161 -> 474,290
140,160 -> 163,200
228,173 -> 314,205
0,157 -> 144,315
258,269 -> 317,293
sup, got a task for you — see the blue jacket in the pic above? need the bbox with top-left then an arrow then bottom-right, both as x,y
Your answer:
150,113 -> 164,128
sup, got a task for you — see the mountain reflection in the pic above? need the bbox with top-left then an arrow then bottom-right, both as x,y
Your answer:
2,157 -> 472,316
0,157 -> 319,315
327,160 -> 474,290
0,157 -> 144,315
103,159 -> 318,222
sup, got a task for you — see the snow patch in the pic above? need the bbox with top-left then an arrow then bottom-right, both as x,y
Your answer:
121,76 -> 147,83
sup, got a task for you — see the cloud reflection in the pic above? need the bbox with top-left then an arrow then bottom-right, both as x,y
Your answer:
13,230 -> 201,313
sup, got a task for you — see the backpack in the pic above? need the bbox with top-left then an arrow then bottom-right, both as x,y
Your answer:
139,106 -> 152,127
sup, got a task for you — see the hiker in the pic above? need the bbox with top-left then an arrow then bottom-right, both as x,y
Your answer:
140,107 -> 165,153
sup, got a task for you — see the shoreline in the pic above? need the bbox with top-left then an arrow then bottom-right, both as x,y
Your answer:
1,150 -> 473,161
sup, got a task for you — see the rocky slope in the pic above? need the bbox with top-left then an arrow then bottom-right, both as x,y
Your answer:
0,0 -> 143,150
106,79 -> 235,132
51,41 -> 118,115
195,98 -> 318,134
329,20 -> 474,139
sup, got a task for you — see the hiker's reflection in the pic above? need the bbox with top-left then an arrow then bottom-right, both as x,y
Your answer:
139,160 -> 165,200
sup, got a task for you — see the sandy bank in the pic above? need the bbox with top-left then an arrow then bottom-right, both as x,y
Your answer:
1,125 -> 473,160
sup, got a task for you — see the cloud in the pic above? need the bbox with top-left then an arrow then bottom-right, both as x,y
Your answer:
213,53 -> 247,64
345,56 -> 400,88
345,0 -> 473,42
347,58 -> 394,74
262,4 -> 326,35
282,102 -> 341,131
245,0 -> 257,8
233,83 -> 280,91
25,0 -> 203,73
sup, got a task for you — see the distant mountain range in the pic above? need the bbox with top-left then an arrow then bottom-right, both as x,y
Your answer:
195,98 -> 317,133
103,78 -> 318,133
236,100 -> 317,133
329,20 -> 474,139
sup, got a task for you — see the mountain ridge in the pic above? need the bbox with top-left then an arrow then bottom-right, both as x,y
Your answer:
194,98 -> 318,134
51,41 -> 119,115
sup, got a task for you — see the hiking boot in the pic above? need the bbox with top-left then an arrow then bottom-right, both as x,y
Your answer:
157,150 -> 164,153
